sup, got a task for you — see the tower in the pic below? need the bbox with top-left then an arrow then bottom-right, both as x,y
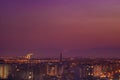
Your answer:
60,53 -> 62,62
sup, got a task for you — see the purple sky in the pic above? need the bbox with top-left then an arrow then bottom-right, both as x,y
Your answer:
0,0 -> 120,58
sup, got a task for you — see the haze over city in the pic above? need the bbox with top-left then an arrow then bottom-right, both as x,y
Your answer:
0,0 -> 120,58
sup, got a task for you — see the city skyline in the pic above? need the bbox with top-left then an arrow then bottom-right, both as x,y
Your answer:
0,0 -> 120,57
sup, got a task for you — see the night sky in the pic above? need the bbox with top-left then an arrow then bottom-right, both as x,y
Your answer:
0,0 -> 120,58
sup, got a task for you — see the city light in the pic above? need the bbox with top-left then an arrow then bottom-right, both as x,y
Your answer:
0,55 -> 120,80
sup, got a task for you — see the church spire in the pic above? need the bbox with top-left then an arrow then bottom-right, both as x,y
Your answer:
60,52 -> 62,62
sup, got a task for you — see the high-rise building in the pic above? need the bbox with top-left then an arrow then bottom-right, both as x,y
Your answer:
0,64 -> 11,79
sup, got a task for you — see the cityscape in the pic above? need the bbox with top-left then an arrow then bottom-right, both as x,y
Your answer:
1,0 -> 120,80
0,53 -> 120,80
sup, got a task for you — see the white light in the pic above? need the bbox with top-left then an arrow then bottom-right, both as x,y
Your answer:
28,75 -> 32,79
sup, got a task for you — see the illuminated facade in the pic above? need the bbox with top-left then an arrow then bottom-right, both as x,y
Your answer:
0,64 -> 11,79
47,63 -> 58,76
93,65 -> 102,77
